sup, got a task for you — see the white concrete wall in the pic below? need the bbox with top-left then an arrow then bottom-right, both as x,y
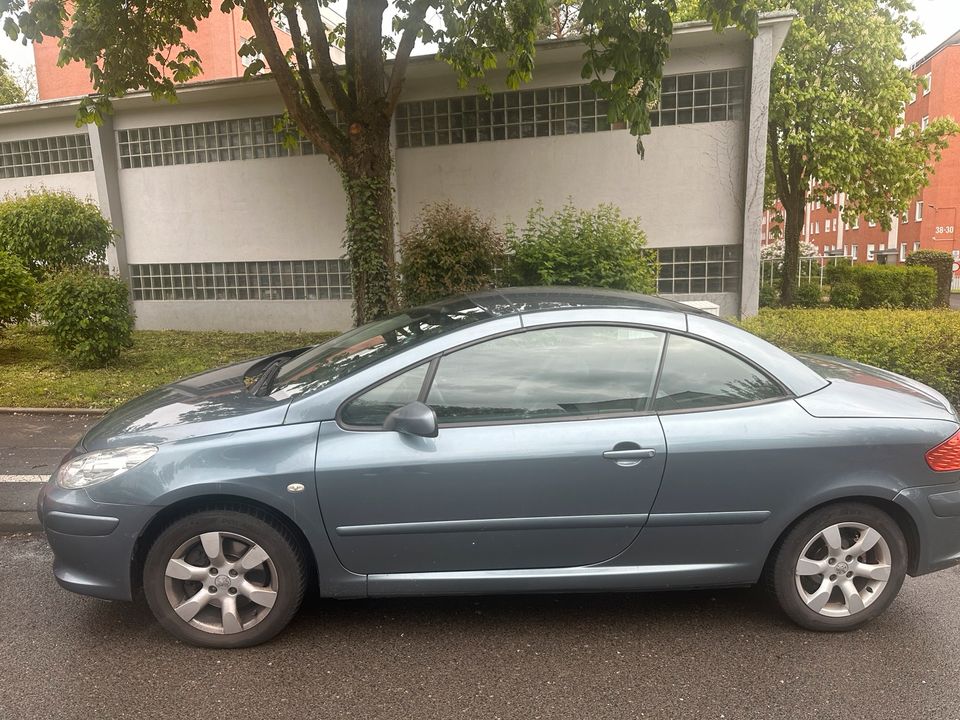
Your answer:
396,39 -> 748,251
396,123 -> 744,250
134,299 -> 353,332
113,96 -> 353,329
119,155 -> 345,263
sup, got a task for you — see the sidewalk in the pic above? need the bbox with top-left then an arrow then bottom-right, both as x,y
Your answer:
0,413 -> 94,532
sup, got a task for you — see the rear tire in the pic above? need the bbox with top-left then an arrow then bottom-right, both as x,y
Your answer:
770,503 -> 907,632
143,508 -> 307,648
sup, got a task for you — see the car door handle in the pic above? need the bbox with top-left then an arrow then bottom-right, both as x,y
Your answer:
602,448 -> 657,467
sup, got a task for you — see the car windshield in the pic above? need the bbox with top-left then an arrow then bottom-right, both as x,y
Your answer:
270,296 -> 493,399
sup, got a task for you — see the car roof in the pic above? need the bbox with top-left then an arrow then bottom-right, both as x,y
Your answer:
457,287 -> 708,318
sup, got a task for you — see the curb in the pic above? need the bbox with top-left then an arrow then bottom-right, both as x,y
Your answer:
0,511 -> 41,534
0,407 -> 107,416
0,481 -> 44,534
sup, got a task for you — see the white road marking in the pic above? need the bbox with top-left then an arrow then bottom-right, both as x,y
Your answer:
0,475 -> 47,483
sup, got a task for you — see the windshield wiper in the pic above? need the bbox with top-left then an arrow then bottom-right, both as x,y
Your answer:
249,359 -> 285,397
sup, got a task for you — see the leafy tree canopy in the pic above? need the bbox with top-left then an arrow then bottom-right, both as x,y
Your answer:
0,56 -> 26,104
679,0 -> 959,305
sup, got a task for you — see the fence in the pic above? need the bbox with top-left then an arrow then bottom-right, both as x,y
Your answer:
760,255 -> 853,288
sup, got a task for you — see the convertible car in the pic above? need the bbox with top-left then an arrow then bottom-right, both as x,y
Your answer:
38,288 -> 960,647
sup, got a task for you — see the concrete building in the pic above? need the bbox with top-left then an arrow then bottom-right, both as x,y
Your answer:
0,14 -> 793,331
763,28 -> 960,266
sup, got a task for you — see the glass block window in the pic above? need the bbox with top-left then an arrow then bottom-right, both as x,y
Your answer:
650,69 -> 746,127
395,68 -> 747,148
129,259 -> 352,301
117,112 -> 343,169
0,134 -> 93,178
656,245 -> 741,294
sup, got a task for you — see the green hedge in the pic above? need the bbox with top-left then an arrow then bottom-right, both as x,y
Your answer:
906,250 -> 953,308
742,309 -> 960,406
824,264 -> 936,309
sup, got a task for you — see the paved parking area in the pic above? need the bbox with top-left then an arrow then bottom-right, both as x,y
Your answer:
3,532 -> 960,720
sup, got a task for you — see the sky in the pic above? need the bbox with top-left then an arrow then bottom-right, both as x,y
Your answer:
1,0 -> 959,84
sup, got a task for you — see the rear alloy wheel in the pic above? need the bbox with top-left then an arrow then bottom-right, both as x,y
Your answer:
771,503 -> 907,631
144,509 -> 306,648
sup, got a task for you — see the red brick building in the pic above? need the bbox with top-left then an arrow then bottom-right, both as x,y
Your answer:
763,29 -> 960,266
32,8 -> 343,101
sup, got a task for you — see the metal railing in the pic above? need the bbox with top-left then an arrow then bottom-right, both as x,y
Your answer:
761,255 -> 853,288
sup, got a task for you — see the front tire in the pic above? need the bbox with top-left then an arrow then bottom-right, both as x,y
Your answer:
143,508 -> 307,648
770,503 -> 907,632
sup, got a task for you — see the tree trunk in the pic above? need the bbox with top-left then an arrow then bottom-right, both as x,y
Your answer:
341,118 -> 396,326
779,190 -> 805,306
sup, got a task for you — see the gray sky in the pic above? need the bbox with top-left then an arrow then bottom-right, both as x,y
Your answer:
2,1 -> 959,81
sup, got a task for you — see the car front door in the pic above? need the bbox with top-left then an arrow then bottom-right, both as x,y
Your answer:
314,324 -> 669,575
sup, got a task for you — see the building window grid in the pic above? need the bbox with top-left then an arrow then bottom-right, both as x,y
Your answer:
655,245 -> 741,295
396,68 -> 746,149
0,133 -> 94,178
129,259 -> 352,301
117,113 -> 344,169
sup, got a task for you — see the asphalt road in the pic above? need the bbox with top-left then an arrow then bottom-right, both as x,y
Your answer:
0,412 -> 93,475
3,531 -> 960,720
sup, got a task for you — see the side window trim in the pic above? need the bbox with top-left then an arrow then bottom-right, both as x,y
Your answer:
652,331 -> 792,415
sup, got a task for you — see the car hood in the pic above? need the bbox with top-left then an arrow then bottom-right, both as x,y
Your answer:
81,348 -> 312,451
794,354 -> 958,422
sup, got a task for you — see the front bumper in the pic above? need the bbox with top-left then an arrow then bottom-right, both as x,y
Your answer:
896,481 -> 960,576
37,482 -> 156,601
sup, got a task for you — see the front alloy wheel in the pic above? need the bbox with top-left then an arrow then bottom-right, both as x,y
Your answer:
772,503 -> 907,632
144,509 -> 306,648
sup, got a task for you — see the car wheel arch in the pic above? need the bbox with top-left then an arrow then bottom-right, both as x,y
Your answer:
131,494 -> 319,595
763,495 -> 921,578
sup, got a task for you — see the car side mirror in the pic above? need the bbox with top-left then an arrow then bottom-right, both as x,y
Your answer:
383,401 -> 439,438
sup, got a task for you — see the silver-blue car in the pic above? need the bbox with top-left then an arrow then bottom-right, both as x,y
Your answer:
37,288 -> 960,647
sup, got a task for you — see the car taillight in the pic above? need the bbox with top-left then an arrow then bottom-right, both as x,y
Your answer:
926,430 -> 960,472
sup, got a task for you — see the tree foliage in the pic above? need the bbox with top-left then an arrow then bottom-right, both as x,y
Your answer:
764,0 -> 956,304
679,1 -> 959,305
0,191 -> 115,280
0,0 -> 756,324
0,56 -> 26,105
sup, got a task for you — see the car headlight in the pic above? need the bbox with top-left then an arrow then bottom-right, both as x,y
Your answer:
55,445 -> 158,489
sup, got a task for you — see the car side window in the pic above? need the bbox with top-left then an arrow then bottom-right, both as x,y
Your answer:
426,325 -> 665,425
340,363 -> 430,427
654,334 -> 785,412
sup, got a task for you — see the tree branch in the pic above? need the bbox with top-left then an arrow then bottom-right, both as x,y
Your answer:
384,0 -> 432,115
768,125 -> 790,204
300,0 -> 353,114
245,0 -> 348,162
283,2 -> 324,115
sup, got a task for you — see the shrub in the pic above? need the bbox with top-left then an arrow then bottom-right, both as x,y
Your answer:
853,265 -> 906,308
507,202 -> 657,292
828,281 -> 860,309
39,269 -> 134,367
742,309 -> 960,407
0,250 -> 35,328
906,250 -> 953,308
793,282 -> 823,308
0,191 -> 115,280
827,264 -> 937,309
759,284 -> 780,309
398,202 -> 506,306
903,266 -> 937,309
